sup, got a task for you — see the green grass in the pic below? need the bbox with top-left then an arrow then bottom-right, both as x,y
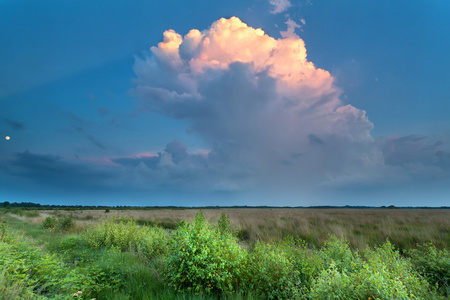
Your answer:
2,207 -> 40,218
1,209 -> 449,299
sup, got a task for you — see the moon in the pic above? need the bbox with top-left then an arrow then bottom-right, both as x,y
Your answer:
5,136 -> 10,140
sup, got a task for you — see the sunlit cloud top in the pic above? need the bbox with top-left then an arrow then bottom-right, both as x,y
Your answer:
132,17 -> 378,192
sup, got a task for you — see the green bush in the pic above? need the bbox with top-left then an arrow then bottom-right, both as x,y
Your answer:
84,216 -> 168,259
408,242 -> 450,297
42,215 -> 75,231
309,263 -> 358,299
310,239 -> 432,299
245,241 -> 303,299
285,238 -> 324,293
319,236 -> 361,273
165,212 -> 246,295
42,217 -> 57,229
57,215 -> 75,231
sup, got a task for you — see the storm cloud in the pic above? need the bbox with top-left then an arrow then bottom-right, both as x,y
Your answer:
131,17 -> 385,193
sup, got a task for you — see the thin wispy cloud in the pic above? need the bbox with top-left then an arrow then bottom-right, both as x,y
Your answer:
280,18 -> 302,38
269,0 -> 291,14
3,118 -> 25,130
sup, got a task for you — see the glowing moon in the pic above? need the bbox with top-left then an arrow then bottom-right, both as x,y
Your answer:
5,136 -> 10,140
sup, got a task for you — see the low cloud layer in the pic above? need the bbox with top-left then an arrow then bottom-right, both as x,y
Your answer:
1,151 -> 112,188
380,135 -> 450,181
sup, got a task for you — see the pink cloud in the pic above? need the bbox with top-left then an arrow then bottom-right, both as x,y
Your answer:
133,17 -> 378,190
138,17 -> 337,102
280,18 -> 301,39
69,157 -> 121,167
269,0 -> 292,14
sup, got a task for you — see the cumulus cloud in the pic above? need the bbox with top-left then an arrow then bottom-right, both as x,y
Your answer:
131,17 -> 383,194
270,0 -> 291,14
129,16 -> 450,204
111,139 -> 253,192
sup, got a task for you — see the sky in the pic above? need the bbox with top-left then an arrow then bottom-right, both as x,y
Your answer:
1,0 -> 450,207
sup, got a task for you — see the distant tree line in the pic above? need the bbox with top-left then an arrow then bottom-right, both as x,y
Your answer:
0,201 -> 448,210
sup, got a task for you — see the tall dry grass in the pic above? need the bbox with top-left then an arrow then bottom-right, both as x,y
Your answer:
26,208 -> 450,250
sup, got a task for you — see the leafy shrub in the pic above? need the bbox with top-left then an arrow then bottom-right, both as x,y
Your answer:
42,215 -> 75,231
165,212 -> 246,295
309,263 -> 358,299
408,242 -> 450,296
319,236 -> 361,273
57,215 -> 76,231
285,238 -> 324,293
245,241 -> 303,299
310,239 -> 432,299
42,216 -> 57,229
84,216 -> 168,259
217,212 -> 232,235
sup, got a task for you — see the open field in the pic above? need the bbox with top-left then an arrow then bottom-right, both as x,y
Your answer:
1,207 -> 449,299
17,208 -> 450,250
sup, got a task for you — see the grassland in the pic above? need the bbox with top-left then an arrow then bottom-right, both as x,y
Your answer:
20,207 -> 450,250
1,207 -> 449,299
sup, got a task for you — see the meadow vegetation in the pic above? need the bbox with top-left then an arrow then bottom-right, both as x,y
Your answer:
0,207 -> 449,299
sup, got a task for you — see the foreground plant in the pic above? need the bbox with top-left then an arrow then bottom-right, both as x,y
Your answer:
245,241 -> 304,299
310,240 -> 433,299
408,242 -> 450,297
165,212 -> 246,295
0,226 -> 94,299
83,216 -> 168,259
42,215 -> 75,232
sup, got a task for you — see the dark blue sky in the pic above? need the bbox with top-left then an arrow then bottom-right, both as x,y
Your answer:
1,0 -> 449,206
